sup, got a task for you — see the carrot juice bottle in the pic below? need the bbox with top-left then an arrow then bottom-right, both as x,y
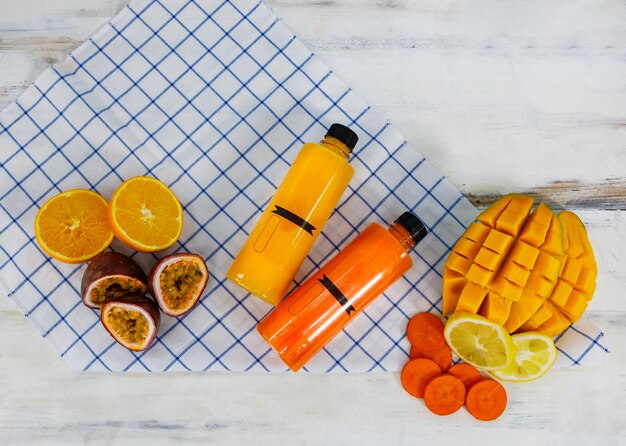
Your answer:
226,124 -> 358,306
256,212 -> 427,371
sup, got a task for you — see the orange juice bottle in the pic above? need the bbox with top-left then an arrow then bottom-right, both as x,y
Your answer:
226,124 -> 358,306
256,212 -> 427,371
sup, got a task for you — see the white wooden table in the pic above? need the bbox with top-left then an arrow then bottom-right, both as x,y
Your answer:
1,1 -> 625,444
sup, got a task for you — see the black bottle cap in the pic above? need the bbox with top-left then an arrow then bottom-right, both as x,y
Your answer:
395,212 -> 428,245
325,123 -> 359,152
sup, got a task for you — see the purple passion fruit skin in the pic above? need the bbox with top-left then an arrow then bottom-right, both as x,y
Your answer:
81,252 -> 148,309
149,253 -> 209,317
100,294 -> 161,352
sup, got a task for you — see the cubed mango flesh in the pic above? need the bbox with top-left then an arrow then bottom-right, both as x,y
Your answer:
442,268 -> 467,316
442,195 -> 597,338
479,292 -> 512,325
535,302 -> 573,337
504,291 -> 545,333
525,211 -> 598,336
518,301 -> 554,332
454,282 -> 488,314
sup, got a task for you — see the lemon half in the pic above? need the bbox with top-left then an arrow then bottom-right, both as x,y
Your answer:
444,312 -> 516,371
491,332 -> 557,382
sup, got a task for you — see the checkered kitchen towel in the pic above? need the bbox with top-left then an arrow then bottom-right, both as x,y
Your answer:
0,0 -> 608,371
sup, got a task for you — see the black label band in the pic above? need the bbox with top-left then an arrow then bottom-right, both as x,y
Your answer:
271,205 -> 317,235
318,275 -> 355,316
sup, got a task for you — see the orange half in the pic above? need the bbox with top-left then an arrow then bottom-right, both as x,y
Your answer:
34,189 -> 114,264
108,176 -> 183,252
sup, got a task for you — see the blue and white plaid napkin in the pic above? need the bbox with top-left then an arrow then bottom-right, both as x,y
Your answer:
0,0 -> 608,372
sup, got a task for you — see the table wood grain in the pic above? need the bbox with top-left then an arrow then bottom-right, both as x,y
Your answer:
1,0 -> 624,444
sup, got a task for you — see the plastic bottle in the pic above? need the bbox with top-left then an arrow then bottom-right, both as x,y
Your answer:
226,124 -> 358,306
256,212 -> 427,371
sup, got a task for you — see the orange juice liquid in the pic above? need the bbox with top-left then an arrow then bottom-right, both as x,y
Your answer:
257,213 -> 426,371
227,133 -> 355,306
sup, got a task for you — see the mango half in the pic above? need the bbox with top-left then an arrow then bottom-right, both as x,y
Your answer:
442,194 -> 597,337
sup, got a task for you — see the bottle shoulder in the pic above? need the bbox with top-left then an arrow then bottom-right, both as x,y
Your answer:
330,222 -> 413,274
359,222 -> 402,247
300,142 -> 353,168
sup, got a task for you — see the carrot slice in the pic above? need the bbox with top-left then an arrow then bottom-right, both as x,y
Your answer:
465,379 -> 507,421
410,344 -> 452,372
400,358 -> 442,399
406,312 -> 446,352
423,374 -> 466,416
447,363 -> 482,390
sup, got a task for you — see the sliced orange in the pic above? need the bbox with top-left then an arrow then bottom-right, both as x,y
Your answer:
108,176 -> 183,252
34,189 -> 114,264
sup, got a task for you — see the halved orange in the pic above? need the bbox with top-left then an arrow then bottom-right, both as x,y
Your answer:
34,189 -> 114,264
108,176 -> 183,252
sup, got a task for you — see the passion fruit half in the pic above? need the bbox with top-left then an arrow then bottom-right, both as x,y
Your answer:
81,252 -> 148,309
149,253 -> 209,317
101,294 -> 160,351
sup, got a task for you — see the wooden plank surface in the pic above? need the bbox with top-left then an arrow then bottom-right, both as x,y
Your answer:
0,311 -> 622,445
1,0 -> 625,208
274,0 -> 626,208
1,0 -> 625,444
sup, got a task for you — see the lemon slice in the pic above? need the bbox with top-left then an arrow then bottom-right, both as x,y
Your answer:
444,312 -> 515,371
491,332 -> 557,382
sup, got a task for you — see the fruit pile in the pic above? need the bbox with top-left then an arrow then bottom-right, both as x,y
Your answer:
402,311 -> 558,420
401,195 -> 596,421
443,194 -> 597,337
34,176 -> 209,351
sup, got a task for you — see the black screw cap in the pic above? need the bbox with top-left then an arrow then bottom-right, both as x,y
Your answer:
395,212 -> 428,245
325,123 -> 359,152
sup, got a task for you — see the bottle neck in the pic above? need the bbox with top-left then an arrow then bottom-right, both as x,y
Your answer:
388,222 -> 416,252
320,136 -> 351,159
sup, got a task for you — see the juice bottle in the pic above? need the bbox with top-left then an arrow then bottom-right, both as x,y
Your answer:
256,212 -> 427,371
227,124 -> 358,306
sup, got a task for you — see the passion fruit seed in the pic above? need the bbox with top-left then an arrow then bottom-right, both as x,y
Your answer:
90,276 -> 147,306
106,307 -> 149,344
159,261 -> 204,311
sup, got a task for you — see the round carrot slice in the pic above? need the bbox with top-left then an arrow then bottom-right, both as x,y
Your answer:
465,379 -> 508,421
424,374 -> 466,416
400,358 -> 441,399
410,343 -> 452,372
447,363 -> 482,390
406,312 -> 446,352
